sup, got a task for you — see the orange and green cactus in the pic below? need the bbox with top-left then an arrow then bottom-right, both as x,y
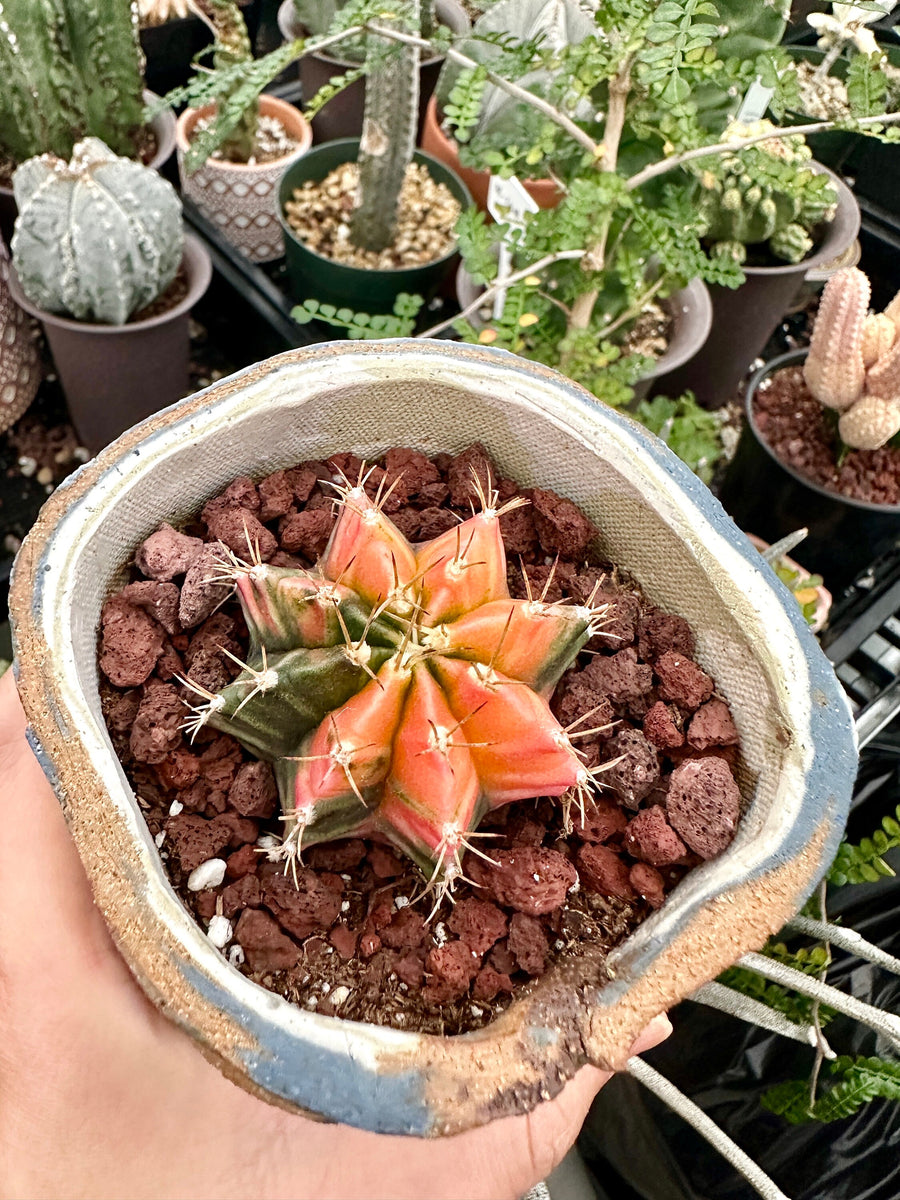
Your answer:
182,468 -> 611,897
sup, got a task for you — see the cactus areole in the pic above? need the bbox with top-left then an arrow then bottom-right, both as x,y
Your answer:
184,471 -> 608,897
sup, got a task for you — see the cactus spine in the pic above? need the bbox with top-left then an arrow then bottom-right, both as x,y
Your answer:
11,139 -> 184,325
696,121 -> 837,265
183,469 -> 610,897
0,0 -> 145,165
803,267 -> 900,449
350,0 -> 421,253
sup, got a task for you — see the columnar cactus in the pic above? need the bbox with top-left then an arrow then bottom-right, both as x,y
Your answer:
803,267 -> 900,450
349,0 -> 423,253
0,0 -> 146,164
183,470 -> 609,895
11,139 -> 184,326
696,121 -> 838,265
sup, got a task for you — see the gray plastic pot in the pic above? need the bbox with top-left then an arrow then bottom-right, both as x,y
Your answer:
6,234 -> 212,453
9,340 -> 856,1136
0,91 -> 177,248
455,268 -> 713,401
659,164 -> 860,409
277,0 -> 470,144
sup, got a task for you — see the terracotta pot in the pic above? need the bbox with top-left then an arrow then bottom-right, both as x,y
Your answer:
0,90 -> 176,249
659,164 -> 860,410
6,234 -> 212,453
421,96 -> 561,214
277,0 -> 470,144
176,96 -> 312,263
9,340 -> 855,1135
719,348 -> 900,595
454,268 -> 712,400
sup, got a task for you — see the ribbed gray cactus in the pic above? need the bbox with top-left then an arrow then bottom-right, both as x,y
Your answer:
0,0 -> 146,165
11,139 -> 184,326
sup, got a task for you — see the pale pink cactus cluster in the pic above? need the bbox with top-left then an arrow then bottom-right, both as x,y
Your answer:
804,267 -> 900,450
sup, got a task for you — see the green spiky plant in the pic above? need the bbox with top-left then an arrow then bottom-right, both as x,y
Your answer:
186,0 -> 259,165
0,0 -> 147,166
181,469 -> 608,893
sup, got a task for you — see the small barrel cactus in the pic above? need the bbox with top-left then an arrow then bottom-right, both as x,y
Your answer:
696,121 -> 837,265
183,470 -> 609,898
803,266 -> 900,450
11,138 -> 184,326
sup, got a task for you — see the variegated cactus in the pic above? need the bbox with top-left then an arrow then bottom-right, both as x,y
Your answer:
183,469 -> 610,897
11,139 -> 184,326
803,266 -> 900,450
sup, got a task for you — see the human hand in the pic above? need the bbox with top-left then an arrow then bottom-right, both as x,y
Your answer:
0,669 -> 670,1200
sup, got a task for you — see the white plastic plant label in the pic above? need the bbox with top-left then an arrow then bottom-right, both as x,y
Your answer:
487,175 -> 539,319
737,76 -> 775,124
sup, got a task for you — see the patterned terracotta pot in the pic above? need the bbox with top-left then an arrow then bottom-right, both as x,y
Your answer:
9,340 -> 856,1136
176,96 -> 313,263
0,240 -> 40,432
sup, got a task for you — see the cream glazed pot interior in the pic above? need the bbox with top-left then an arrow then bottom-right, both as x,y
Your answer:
10,339 -> 857,1136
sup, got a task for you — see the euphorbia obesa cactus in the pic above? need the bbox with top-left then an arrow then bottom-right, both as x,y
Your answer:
11,138 -> 184,325
184,470 -> 609,895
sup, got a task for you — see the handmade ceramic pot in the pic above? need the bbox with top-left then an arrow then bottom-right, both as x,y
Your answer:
0,240 -> 40,433
177,96 -> 312,263
10,340 -> 856,1136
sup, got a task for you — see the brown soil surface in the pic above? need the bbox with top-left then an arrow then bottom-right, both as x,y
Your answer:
284,162 -> 460,269
99,443 -> 744,1035
129,267 -> 189,324
753,364 -> 900,505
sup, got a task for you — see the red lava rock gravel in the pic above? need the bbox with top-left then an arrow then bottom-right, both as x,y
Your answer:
98,442 -> 744,1036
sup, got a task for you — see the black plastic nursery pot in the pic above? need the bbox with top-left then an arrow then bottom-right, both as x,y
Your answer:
278,139 -> 473,314
718,348 -> 900,595
660,164 -> 860,409
276,0 -> 470,144
6,234 -> 213,454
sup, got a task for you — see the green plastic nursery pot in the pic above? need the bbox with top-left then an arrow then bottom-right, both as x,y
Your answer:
278,140 -> 472,314
10,340 -> 856,1136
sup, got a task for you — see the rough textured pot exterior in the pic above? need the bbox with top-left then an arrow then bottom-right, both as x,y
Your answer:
719,348 -> 900,594
277,0 -> 470,144
421,96 -> 561,213
455,268 -> 713,400
0,90 -> 176,248
279,139 -> 472,311
9,340 -> 856,1136
660,165 -> 860,410
177,96 -> 312,263
6,234 -> 212,453
0,240 -> 40,432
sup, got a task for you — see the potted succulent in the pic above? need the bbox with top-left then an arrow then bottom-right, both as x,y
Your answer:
0,0 -> 177,246
420,0 -> 596,212
275,5 -> 473,312
277,0 -> 470,142
6,140 -> 212,454
720,266 -> 900,593
9,337 -> 856,1134
173,0 -> 312,264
